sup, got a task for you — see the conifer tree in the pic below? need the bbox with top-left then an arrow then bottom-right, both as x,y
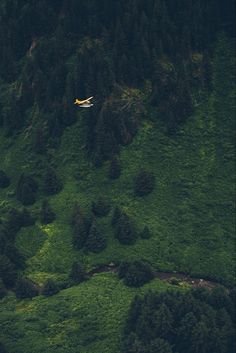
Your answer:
123,261 -> 154,287
73,216 -> 89,250
85,223 -> 107,253
16,174 -> 38,205
92,197 -> 110,217
108,156 -> 121,179
111,206 -> 122,226
40,200 -> 56,224
115,213 -> 136,245
0,279 -> 7,299
134,170 -> 155,196
5,244 -> 25,269
0,255 -> 17,287
19,183 -> 36,206
15,277 -> 38,299
0,170 -> 10,188
5,208 -> 23,238
140,226 -> 151,239
43,167 -> 62,195
0,341 -> 7,353
42,279 -> 59,296
69,262 -> 87,284
20,208 -> 35,227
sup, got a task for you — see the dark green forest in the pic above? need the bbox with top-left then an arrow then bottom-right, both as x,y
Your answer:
0,1 -> 235,352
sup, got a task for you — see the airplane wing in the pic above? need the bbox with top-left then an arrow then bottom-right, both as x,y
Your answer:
74,97 -> 93,105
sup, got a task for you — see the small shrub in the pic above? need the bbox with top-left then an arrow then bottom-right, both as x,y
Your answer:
169,277 -> 180,285
0,170 -> 10,188
134,170 -> 155,196
42,279 -> 59,296
15,277 -> 39,299
92,197 -> 110,217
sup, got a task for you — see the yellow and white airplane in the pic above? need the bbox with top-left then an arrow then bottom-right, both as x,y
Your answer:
74,96 -> 94,108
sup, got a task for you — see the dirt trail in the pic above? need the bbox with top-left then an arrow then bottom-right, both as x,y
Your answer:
88,263 -> 222,290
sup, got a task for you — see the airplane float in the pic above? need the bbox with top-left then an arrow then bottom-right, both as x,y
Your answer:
74,96 -> 94,108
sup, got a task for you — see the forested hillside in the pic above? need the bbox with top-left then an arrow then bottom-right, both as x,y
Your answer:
0,1 -> 235,353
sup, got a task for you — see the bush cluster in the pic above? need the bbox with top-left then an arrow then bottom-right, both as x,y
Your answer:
118,261 -> 154,287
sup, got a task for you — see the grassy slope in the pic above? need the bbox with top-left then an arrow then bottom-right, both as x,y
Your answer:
0,273 -> 177,353
0,39 -> 235,353
0,85 -> 235,286
2,91 -> 232,286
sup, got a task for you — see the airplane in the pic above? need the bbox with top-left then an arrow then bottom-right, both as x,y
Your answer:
74,96 -> 94,108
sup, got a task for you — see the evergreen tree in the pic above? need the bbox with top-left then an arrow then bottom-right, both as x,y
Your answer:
92,197 -> 111,217
111,206 -> 122,226
0,255 -> 17,287
153,304 -> 173,339
123,261 -> 154,287
43,167 -> 62,195
15,277 -> 38,299
5,244 -> 25,269
115,213 -> 136,245
149,338 -> 173,353
73,214 -> 89,250
42,279 -> 59,296
16,174 -> 38,205
0,170 -> 10,188
85,223 -> 107,253
0,342 -> 7,353
134,170 -> 155,196
69,262 -> 87,284
40,200 -> 56,224
0,279 -> 7,299
140,226 -> 151,239
108,156 -> 121,179
0,230 -> 6,254
20,208 -> 35,227
32,120 -> 47,154
19,182 -> 36,206
4,208 -> 23,239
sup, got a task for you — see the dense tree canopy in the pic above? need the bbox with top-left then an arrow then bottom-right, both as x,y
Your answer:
123,288 -> 236,353
0,0 -> 234,161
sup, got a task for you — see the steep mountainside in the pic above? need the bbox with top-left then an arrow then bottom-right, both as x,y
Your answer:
0,1 -> 235,353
